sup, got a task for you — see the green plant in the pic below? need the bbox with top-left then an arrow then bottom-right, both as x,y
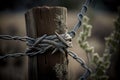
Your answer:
105,8 -> 120,80
78,16 -> 111,80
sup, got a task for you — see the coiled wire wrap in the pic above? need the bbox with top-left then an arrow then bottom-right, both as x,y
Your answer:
0,0 -> 92,80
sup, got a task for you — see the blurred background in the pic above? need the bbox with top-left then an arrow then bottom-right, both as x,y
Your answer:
0,0 -> 120,80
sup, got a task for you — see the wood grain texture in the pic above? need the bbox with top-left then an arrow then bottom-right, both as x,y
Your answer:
25,6 -> 68,80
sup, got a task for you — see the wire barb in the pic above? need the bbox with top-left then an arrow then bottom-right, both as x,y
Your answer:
0,33 -> 91,80
0,0 -> 92,79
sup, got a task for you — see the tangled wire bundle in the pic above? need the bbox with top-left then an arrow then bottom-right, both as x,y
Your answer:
0,0 -> 93,80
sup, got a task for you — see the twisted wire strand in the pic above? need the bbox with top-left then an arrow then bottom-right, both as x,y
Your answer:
0,0 -> 92,79
0,35 -> 35,42
0,32 -> 91,80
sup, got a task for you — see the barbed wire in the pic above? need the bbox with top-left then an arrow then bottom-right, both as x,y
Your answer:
0,32 -> 72,58
0,0 -> 92,80
0,32 -> 91,80
0,35 -> 34,42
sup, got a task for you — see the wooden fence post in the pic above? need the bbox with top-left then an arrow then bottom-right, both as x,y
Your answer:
25,6 -> 68,80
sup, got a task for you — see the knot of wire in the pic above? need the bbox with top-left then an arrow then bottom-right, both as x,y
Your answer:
0,32 -> 72,57
0,0 -> 92,80
0,32 -> 91,80
26,32 -> 72,56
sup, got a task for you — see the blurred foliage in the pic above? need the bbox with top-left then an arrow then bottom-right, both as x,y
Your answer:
78,16 -> 111,80
105,8 -> 120,80
106,8 -> 120,55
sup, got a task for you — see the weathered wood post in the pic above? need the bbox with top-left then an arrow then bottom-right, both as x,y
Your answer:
25,6 -> 68,80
